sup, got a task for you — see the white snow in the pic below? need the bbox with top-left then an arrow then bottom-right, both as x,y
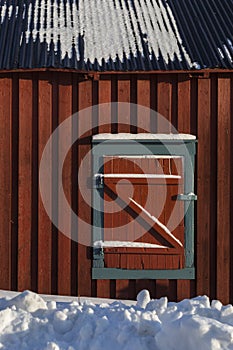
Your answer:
93,133 -> 196,140
0,290 -> 233,349
99,173 -> 181,179
217,40 -> 233,63
218,47 -> 225,60
192,61 -> 201,69
94,240 -> 169,249
0,3 -> 7,23
2,0 -> 193,64
227,38 -> 233,52
129,197 -> 183,247
136,289 -> 151,309
107,155 -> 182,159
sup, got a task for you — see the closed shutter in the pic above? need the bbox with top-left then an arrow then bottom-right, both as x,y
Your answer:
101,155 -> 185,270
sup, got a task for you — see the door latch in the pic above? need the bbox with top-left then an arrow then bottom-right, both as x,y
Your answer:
177,193 -> 197,201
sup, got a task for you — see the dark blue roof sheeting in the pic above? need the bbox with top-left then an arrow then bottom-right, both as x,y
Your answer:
0,0 -> 232,71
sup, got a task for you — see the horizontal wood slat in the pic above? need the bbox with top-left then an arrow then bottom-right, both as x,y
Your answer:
104,177 -> 182,185
104,248 -> 183,255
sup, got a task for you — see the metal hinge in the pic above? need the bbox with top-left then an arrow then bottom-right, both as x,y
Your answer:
93,247 -> 104,259
93,174 -> 104,189
177,193 -> 197,201
93,247 -> 104,268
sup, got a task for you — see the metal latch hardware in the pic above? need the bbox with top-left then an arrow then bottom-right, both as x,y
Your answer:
177,193 -> 197,201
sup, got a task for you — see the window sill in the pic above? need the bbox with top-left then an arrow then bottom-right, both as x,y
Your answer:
92,267 -> 195,280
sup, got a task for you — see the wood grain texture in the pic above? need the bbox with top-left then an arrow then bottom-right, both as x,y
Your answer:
11,75 -> 19,291
118,76 -> 131,133
176,75 -> 192,300
38,76 -> 53,294
177,75 -> 191,133
157,75 -> 172,133
77,79 -> 92,296
1,72 -> 233,302
0,77 -> 12,289
98,78 -> 111,134
196,78 -> 211,297
18,77 -> 33,291
216,78 -> 231,304
71,75 -> 79,296
57,75 -> 72,295
137,80 -> 156,293
137,77 -> 151,133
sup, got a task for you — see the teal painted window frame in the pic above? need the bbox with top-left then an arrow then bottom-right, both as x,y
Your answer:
92,138 -> 197,280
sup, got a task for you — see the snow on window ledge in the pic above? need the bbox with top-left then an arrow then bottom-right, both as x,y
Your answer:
92,133 -> 196,140
95,173 -> 181,179
94,240 -> 169,249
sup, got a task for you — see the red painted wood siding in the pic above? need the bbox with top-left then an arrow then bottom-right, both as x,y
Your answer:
0,71 -> 232,303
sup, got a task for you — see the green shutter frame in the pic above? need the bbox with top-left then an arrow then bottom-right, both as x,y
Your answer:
92,137 -> 197,279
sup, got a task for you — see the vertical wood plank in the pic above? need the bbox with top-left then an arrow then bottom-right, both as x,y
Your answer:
209,76 -> 217,300
18,77 -> 33,291
97,79 -> 112,297
116,279 -> 130,299
57,74 -> 72,295
31,75 -> 39,292
0,77 -> 12,290
177,74 -> 192,300
78,79 -> 92,296
157,75 -> 172,133
136,279 -> 156,299
2,72 -> 232,302
137,77 -> 151,133
11,75 -> 19,291
177,76 -> 191,133
177,281 -> 191,301
71,75 -> 79,296
96,280 -> 111,298
38,75 -> 53,294
51,77 -> 59,295
230,77 -> 233,304
150,75 -> 157,132
156,76 -> 171,294
216,78 -> 231,304
171,76 -> 178,130
99,78 -> 111,133
111,76 -> 118,134
118,76 -> 130,133
196,78 -> 211,297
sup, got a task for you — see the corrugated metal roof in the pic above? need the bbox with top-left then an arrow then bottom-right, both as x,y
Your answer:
0,0 -> 232,71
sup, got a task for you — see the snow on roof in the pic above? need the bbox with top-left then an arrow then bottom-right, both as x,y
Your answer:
0,0 -> 191,70
0,0 -> 233,70
93,133 -> 196,140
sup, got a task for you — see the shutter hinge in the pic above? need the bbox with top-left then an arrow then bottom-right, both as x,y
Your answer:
93,247 -> 104,268
93,174 -> 104,189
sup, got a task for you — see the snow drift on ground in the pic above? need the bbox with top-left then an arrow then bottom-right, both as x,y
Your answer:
0,289 -> 233,350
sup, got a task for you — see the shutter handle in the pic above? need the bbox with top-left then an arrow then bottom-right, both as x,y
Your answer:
177,193 -> 197,201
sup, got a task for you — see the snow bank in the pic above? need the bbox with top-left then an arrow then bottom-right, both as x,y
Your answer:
0,290 -> 233,349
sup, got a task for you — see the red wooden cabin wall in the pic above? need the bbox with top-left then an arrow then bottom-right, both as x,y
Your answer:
0,71 -> 232,304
